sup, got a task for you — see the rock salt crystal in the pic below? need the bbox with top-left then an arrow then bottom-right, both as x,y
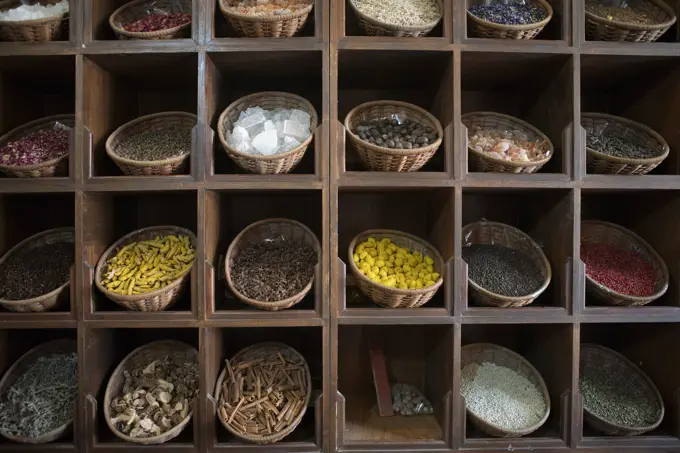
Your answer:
252,129 -> 279,155
0,0 -> 69,21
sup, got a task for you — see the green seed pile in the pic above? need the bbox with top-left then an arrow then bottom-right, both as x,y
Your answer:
116,126 -> 192,162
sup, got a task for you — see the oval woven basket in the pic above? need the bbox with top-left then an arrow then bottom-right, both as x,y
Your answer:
582,113 -> 669,175
580,343 -> 664,436
585,0 -> 676,43
215,342 -> 312,444
0,0 -> 67,42
109,0 -> 192,40
581,220 -> 668,307
106,112 -> 195,176
461,343 -> 551,438
94,225 -> 197,312
348,229 -> 445,308
225,218 -> 320,311
218,0 -> 313,37
462,112 -> 554,174
344,101 -> 444,172
462,221 -> 551,308
0,114 -> 74,178
348,0 -> 442,37
217,92 -> 318,175
467,0 -> 552,39
104,340 -> 198,445
0,227 -> 74,313
0,338 -> 77,444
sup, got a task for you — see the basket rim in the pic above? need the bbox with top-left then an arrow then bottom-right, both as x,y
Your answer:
580,343 -> 665,432
105,111 -> 196,167
224,218 -> 320,308
461,221 -> 552,301
218,0 -> 314,22
0,114 -> 74,171
214,341 -> 312,443
584,0 -> 676,31
581,220 -> 669,302
348,0 -> 442,32
108,0 -> 192,39
461,342 -> 552,436
344,100 -> 444,156
466,0 -> 553,31
94,225 -> 197,302
347,229 -> 445,296
462,111 -> 554,168
582,112 -> 670,165
0,227 -> 74,307
0,0 -> 66,25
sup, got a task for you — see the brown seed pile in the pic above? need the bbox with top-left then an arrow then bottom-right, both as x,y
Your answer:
586,4 -> 659,25
354,118 -> 438,149
116,126 -> 191,162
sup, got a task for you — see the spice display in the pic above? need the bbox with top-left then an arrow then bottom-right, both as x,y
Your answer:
0,353 -> 77,438
586,4 -> 658,25
0,241 -> 73,300
115,126 -> 191,162
469,127 -> 550,163
586,132 -> 662,159
462,362 -> 546,431
353,237 -> 440,289
224,0 -> 313,16
391,383 -> 433,416
0,126 -> 69,167
0,0 -> 69,21
227,106 -> 312,156
354,117 -> 437,150
109,356 -> 199,439
581,242 -> 657,297
101,234 -> 195,295
463,244 -> 543,297
350,0 -> 441,27
231,237 -> 316,302
468,2 -> 548,26
122,12 -> 191,33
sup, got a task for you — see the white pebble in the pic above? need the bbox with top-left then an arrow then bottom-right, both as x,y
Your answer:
0,0 -> 68,21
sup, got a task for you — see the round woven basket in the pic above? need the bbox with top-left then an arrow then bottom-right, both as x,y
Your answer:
0,114 -> 73,178
580,343 -> 664,436
462,112 -> 554,174
0,227 -> 74,313
218,0 -> 313,37
217,92 -> 317,175
104,340 -> 198,445
344,101 -> 443,172
466,0 -> 552,39
581,220 -> 668,307
348,0 -> 442,37
462,221 -> 551,308
225,219 -> 320,311
109,0 -> 192,40
348,230 -> 445,308
215,342 -> 312,444
106,112 -> 195,176
0,0 -> 67,42
582,113 -> 669,175
585,0 -> 676,43
461,343 -> 551,438
0,339 -> 76,444
94,225 -> 197,312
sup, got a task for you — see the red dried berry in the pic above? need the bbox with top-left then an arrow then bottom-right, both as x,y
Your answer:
581,242 -> 658,297
122,13 -> 191,33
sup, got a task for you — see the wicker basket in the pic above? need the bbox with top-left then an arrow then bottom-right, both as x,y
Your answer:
225,219 -> 320,311
582,113 -> 669,175
462,112 -> 554,174
348,0 -> 442,37
218,0 -> 313,37
580,343 -> 664,436
462,221 -> 551,308
0,114 -> 74,178
348,230 -> 445,308
0,227 -> 74,313
585,0 -> 676,43
0,0 -> 67,42
94,226 -> 197,312
217,92 -> 318,175
106,112 -> 195,176
104,340 -> 198,445
344,101 -> 443,172
0,339 -> 76,444
466,0 -> 552,39
461,343 -> 551,437
215,342 -> 312,444
109,0 -> 192,40
581,220 -> 668,307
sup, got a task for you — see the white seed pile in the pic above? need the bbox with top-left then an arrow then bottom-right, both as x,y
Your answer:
461,362 -> 546,431
350,0 -> 441,27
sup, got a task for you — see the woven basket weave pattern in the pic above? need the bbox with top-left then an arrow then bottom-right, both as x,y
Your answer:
218,0 -> 313,37
349,0 -> 442,37
109,0 -> 192,40
0,0 -> 66,42
466,0 -> 552,40
585,0 -> 676,43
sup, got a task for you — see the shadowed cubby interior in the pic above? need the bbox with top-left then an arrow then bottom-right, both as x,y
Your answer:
82,53 -> 198,178
81,191 -> 198,313
465,0 -> 566,41
343,0 -> 445,38
461,52 -> 572,175
205,51 -> 322,176
210,0 -> 318,38
338,50 -> 453,173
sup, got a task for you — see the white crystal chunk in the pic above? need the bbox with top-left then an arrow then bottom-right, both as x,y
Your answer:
282,120 -> 309,140
252,130 -> 279,156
